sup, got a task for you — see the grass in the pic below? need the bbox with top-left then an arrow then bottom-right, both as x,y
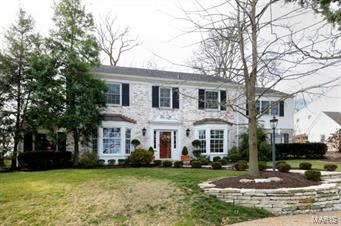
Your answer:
0,168 -> 271,226
267,159 -> 341,171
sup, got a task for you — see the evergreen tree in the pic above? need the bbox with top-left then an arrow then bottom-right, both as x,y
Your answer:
0,9 -> 39,169
49,0 -> 106,165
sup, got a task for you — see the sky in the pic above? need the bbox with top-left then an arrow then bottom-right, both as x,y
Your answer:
0,0 -> 340,98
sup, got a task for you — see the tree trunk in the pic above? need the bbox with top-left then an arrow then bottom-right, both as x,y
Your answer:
73,129 -> 80,166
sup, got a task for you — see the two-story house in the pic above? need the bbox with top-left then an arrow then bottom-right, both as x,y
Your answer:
65,65 -> 294,163
21,65 -> 294,162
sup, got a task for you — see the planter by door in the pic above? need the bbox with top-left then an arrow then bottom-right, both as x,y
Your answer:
160,132 -> 171,158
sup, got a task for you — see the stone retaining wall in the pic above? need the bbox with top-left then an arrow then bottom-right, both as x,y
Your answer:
199,178 -> 341,215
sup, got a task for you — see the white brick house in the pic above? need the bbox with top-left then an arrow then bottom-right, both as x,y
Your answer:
67,65 -> 294,163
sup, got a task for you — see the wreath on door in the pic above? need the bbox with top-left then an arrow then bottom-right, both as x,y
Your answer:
161,135 -> 171,143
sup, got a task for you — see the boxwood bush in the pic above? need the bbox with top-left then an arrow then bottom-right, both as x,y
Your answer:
200,158 -> 210,165
153,160 -> 162,166
118,159 -> 127,165
18,151 -> 72,170
173,161 -> 183,168
275,143 -> 327,159
258,161 -> 267,171
162,160 -> 173,167
305,170 -> 321,181
79,152 -> 99,168
277,162 -> 291,173
324,164 -> 338,171
213,156 -> 221,162
212,162 -> 222,170
234,160 -> 248,171
191,160 -> 202,168
299,162 -> 312,170
108,159 -> 116,165
218,159 -> 228,165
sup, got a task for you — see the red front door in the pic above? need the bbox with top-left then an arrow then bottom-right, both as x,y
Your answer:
160,132 -> 171,159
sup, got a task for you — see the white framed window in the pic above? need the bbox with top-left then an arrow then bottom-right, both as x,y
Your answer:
103,128 -> 121,154
106,83 -> 121,105
125,128 -> 132,154
271,102 -> 279,116
261,101 -> 270,115
159,87 -> 172,108
198,130 -> 206,153
205,91 -> 219,109
210,130 -> 224,153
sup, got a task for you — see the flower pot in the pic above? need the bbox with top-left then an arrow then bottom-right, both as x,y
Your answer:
181,155 -> 189,161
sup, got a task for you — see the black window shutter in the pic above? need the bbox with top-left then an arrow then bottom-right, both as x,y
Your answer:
122,83 -> 130,106
220,90 -> 226,110
246,103 -> 249,115
152,86 -> 159,108
198,89 -> 205,109
172,87 -> 179,109
279,101 -> 284,116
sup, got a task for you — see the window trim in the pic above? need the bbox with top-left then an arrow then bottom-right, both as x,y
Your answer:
159,87 -> 172,109
106,83 -> 122,106
204,90 -> 220,110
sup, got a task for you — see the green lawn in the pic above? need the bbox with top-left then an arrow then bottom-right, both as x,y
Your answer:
268,159 -> 341,171
0,168 -> 270,226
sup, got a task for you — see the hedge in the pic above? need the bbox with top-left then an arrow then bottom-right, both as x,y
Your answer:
275,143 -> 327,159
18,151 -> 72,170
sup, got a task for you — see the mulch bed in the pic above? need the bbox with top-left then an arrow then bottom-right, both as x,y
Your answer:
212,171 -> 320,189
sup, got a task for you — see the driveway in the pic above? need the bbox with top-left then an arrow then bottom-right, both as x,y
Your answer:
229,211 -> 341,226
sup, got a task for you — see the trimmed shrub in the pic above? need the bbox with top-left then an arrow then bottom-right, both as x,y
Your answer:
118,159 -> 126,165
162,160 -> 173,167
174,161 -> 183,168
299,162 -> 312,170
79,151 -> 99,168
276,160 -> 287,168
148,146 -> 154,154
234,160 -> 248,171
305,170 -> 321,181
212,162 -> 222,170
18,151 -> 72,170
258,161 -> 267,171
108,159 -> 116,165
228,147 -> 241,162
200,158 -> 210,165
324,164 -> 338,171
218,159 -> 228,165
128,148 -> 153,167
191,160 -> 202,168
275,143 -> 327,159
182,146 -> 188,156
213,156 -> 221,162
131,139 -> 141,149
277,163 -> 291,173
154,160 -> 162,166
98,159 -> 105,166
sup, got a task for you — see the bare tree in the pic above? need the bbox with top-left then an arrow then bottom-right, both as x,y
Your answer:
182,0 -> 341,176
96,14 -> 140,66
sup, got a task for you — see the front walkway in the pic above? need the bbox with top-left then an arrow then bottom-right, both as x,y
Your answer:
229,211 -> 341,226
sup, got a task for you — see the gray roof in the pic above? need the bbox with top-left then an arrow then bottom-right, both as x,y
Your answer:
324,112 -> 341,126
92,65 -> 288,96
92,65 -> 232,83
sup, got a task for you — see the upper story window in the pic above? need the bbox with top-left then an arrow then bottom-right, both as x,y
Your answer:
159,87 -> 172,108
205,91 -> 219,109
248,100 -> 284,117
105,83 -> 130,106
261,101 -> 270,115
198,89 -> 226,110
271,102 -> 279,115
105,83 -> 121,105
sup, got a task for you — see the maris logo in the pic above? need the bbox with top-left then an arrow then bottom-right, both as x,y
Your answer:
313,216 -> 338,224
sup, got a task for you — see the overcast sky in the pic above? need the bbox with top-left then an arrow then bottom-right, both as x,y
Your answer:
0,0 -> 340,97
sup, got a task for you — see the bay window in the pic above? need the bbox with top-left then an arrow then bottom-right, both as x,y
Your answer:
125,128 -> 132,154
210,130 -> 224,153
103,128 -> 121,154
198,130 -> 206,153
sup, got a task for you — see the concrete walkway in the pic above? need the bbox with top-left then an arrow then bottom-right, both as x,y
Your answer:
229,211 -> 341,226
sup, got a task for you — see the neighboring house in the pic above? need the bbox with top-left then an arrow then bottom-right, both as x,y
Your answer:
22,65 -> 294,162
295,86 -> 341,143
